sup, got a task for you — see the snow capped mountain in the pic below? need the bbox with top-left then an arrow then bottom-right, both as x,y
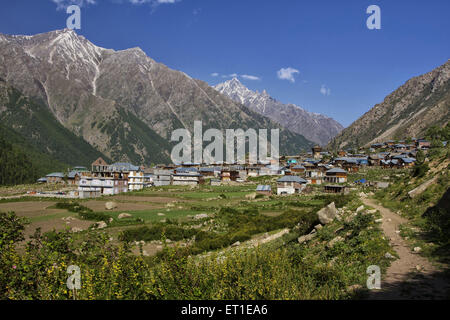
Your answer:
0,29 -> 314,164
215,78 -> 344,145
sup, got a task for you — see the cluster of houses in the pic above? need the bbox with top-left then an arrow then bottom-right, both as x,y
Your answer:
36,137 -> 430,198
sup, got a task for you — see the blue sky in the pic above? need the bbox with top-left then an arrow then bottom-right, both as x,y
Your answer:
0,0 -> 449,126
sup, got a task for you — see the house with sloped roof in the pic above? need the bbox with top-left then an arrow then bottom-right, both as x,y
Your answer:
256,185 -> 272,196
291,165 -> 306,175
46,172 -> 65,184
172,172 -> 203,186
153,169 -> 173,186
324,168 -> 348,183
91,157 -> 109,173
276,176 -> 307,195
417,139 -> 431,149
67,170 -> 81,185
400,157 -> 416,168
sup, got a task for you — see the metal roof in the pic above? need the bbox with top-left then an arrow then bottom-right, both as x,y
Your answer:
68,171 -> 80,178
277,176 -> 307,183
326,168 -> 347,174
256,185 -> 272,191
177,167 -> 199,173
109,163 -> 140,172
46,172 -> 64,178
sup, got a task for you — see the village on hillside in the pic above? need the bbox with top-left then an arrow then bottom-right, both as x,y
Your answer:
31,137 -> 443,199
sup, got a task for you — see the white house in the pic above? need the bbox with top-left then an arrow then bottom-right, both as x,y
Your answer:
128,170 -> 144,191
276,176 -> 307,195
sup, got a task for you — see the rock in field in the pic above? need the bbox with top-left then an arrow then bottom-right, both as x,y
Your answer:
297,233 -> 316,244
194,213 -> 209,220
317,202 -> 338,225
94,221 -> 107,229
118,213 -> 132,219
231,241 -> 241,247
245,193 -> 257,200
327,236 -> 344,248
385,252 -> 395,259
105,201 -> 118,210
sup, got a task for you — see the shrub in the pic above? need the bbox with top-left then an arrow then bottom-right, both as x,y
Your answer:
411,163 -> 429,178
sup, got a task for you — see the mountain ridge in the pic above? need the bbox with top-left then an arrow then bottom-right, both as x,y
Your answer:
0,29 -> 314,165
328,60 -> 450,150
214,77 -> 344,146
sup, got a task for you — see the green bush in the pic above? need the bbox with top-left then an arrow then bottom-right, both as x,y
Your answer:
411,163 -> 429,178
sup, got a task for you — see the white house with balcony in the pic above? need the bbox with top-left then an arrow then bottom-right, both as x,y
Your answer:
128,170 -> 144,191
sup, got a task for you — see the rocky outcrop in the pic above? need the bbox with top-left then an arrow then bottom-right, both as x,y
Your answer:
408,175 -> 439,198
317,202 -> 338,225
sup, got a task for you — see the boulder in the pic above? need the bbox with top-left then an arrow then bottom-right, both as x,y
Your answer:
347,284 -> 363,292
157,213 -> 165,216
245,193 -> 257,200
94,221 -> 107,229
413,247 -> 422,253
298,233 -> 316,244
327,236 -> 344,248
385,252 -> 395,259
71,227 -> 83,233
105,202 -> 118,210
317,202 -> 338,225
231,241 -> 241,247
408,176 -> 439,198
118,213 -> 132,219
194,213 -> 209,220
314,224 -> 323,231
356,205 -> 365,213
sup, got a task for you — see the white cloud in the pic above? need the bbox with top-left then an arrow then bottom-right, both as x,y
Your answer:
51,0 -> 180,10
215,73 -> 260,81
277,67 -> 300,83
51,0 -> 96,10
128,0 -> 180,4
320,84 -> 331,96
241,74 -> 261,81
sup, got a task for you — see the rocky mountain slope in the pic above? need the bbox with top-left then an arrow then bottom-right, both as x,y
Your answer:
0,78 -> 108,169
329,60 -> 450,150
0,29 -> 313,165
215,78 -> 344,145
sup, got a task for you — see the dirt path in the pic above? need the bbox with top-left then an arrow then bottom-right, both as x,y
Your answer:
363,198 -> 449,299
